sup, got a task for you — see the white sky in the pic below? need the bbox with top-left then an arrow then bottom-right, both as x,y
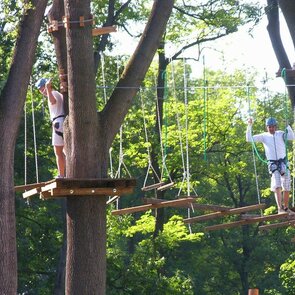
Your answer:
110,3 -> 294,94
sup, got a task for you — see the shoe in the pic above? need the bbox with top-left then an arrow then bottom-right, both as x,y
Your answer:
278,208 -> 286,214
285,208 -> 295,215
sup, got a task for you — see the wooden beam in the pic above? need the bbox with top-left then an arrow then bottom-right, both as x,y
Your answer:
15,179 -> 56,192
52,187 -> 133,197
143,198 -> 232,211
92,26 -> 116,36
204,213 -> 289,231
23,188 -> 42,199
141,182 -> 165,191
112,197 -> 197,215
259,220 -> 295,231
21,178 -> 136,199
157,182 -> 175,191
183,204 -> 266,224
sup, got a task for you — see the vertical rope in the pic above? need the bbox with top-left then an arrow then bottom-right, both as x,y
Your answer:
247,85 -> 261,207
24,97 -> 27,185
30,80 -> 39,183
203,56 -> 207,161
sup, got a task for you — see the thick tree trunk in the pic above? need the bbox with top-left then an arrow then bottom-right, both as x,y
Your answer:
266,0 -> 295,107
63,0 -> 174,293
0,0 -> 47,293
48,2 -> 68,293
63,0 -> 102,293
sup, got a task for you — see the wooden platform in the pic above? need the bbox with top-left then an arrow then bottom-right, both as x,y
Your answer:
143,198 -> 233,211
112,197 -> 197,215
183,204 -> 266,224
15,178 -> 136,200
259,219 -> 295,231
204,213 -> 295,232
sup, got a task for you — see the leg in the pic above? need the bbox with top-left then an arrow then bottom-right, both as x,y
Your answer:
271,171 -> 283,212
54,145 -> 66,177
274,187 -> 282,210
283,190 -> 290,209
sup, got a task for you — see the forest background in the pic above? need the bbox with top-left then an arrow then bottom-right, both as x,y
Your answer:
1,0 -> 295,294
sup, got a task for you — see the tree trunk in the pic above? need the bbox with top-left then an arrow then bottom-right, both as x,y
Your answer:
0,0 -> 47,293
48,2 -> 68,292
266,0 -> 295,107
62,0 -> 174,293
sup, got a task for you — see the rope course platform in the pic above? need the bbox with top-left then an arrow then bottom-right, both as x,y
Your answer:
204,213 -> 295,232
15,178 -> 136,200
111,197 -> 234,216
183,204 -> 266,224
112,197 -> 198,216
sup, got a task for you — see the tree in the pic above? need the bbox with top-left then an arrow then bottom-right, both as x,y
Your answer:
55,0 -> 175,293
0,0 -> 48,293
266,0 -> 295,107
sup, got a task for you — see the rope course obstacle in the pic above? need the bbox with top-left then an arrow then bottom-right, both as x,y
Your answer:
15,178 -> 136,200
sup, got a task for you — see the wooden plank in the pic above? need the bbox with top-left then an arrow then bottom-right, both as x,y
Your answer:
112,197 -> 197,215
15,179 -> 56,192
92,26 -> 117,36
44,187 -> 134,198
143,198 -> 233,211
53,177 -> 136,189
259,220 -> 295,231
157,182 -> 175,191
204,213 -> 289,231
112,204 -> 154,215
23,188 -> 41,199
142,182 -> 165,191
183,203 -> 266,224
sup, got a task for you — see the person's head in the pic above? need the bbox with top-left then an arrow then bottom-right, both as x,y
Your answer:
35,78 -> 48,95
266,117 -> 277,134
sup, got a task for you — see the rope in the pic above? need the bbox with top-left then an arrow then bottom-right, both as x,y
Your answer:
140,89 -> 161,188
157,70 -> 173,184
203,56 -> 208,161
246,85 -> 262,208
30,80 -> 39,183
24,97 -> 27,185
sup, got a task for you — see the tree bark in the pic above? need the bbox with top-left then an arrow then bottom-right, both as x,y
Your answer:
0,0 -> 48,293
266,0 -> 295,107
63,0 -> 174,293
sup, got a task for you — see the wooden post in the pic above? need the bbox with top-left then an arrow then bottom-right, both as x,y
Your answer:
248,288 -> 259,295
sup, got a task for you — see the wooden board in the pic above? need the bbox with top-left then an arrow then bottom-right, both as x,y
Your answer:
15,179 -> 56,192
259,220 -> 295,231
92,26 -> 116,36
112,197 -> 197,215
183,203 -> 266,224
20,178 -> 136,199
143,198 -> 232,211
204,213 -> 290,231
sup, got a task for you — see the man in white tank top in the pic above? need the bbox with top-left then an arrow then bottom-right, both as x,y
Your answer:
35,78 -> 66,178
246,117 -> 295,215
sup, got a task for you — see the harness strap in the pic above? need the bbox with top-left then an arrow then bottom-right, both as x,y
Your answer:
52,114 -> 65,123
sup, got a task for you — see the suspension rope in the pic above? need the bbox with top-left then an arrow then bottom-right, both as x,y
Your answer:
24,95 -> 27,185
203,56 -> 208,161
170,60 -> 187,191
140,89 -> 162,190
247,85 -> 261,207
30,79 -> 39,183
156,70 -> 173,187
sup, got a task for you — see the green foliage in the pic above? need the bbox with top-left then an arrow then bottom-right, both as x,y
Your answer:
280,253 -> 295,294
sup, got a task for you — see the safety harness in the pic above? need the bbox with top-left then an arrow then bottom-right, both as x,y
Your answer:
52,114 -> 65,138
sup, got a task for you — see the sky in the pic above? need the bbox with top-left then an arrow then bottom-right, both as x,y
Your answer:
110,2 -> 294,94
